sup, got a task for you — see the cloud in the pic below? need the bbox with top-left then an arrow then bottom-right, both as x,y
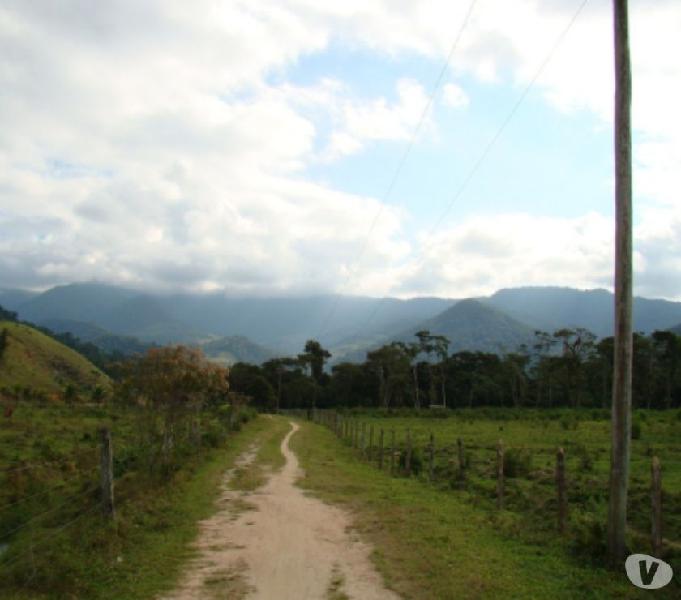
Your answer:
385,208 -> 681,301
441,83 -> 469,109
1,0 -> 680,301
392,213 -> 613,298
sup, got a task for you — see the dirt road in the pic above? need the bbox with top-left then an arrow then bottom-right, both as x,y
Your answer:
163,421 -> 399,599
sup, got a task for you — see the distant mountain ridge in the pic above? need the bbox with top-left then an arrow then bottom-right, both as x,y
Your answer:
7,282 -> 681,364
12,283 -> 454,355
485,286 -> 681,338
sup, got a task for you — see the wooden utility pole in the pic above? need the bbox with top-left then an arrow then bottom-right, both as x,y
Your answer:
651,456 -> 662,556
607,0 -> 633,563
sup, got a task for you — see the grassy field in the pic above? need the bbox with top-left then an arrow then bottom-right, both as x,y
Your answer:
0,320 -> 110,396
339,409 -> 681,550
291,410 -> 680,599
0,403 -> 275,600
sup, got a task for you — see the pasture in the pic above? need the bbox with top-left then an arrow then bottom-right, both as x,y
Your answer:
313,408 -> 681,575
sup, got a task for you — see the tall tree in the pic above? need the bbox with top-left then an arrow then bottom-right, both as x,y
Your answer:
298,339 -> 331,383
651,331 -> 681,409
608,0 -> 633,563
366,342 -> 410,408
415,330 -> 450,406
263,357 -> 302,412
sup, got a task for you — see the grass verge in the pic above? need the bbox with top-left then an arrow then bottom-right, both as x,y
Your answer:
1,415 -> 281,600
290,419 -> 661,600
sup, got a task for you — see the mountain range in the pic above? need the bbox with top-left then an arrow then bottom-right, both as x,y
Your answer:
2,283 -> 681,365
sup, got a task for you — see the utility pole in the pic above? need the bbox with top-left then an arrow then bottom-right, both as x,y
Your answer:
607,0 -> 633,563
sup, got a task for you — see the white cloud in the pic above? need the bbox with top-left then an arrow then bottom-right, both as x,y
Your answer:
387,208 -> 681,301
441,83 -> 469,109
1,0 -> 680,301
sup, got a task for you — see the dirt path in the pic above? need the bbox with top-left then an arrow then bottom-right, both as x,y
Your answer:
162,422 -> 399,600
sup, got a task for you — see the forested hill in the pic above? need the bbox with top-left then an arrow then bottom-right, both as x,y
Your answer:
403,299 -> 535,353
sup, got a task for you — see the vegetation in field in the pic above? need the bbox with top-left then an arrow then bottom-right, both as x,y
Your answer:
306,408 -> 681,592
292,419 -> 659,599
0,343 -> 260,600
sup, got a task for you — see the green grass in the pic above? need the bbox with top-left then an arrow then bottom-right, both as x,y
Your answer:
0,320 -> 110,396
329,409 -> 681,555
0,408 -> 278,600
291,418 -> 675,599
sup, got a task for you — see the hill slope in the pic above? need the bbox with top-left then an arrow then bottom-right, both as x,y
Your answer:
0,321 -> 110,395
200,336 -> 274,366
404,298 -> 534,354
40,318 -> 153,356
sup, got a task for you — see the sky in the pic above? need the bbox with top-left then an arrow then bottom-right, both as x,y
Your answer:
1,0 -> 680,300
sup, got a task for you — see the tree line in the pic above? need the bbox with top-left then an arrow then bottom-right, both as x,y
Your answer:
229,329 -> 681,411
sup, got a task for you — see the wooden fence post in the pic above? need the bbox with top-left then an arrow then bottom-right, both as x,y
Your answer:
429,432 -> 435,481
390,429 -> 396,475
496,439 -> 504,510
457,438 -> 466,480
361,422 -> 366,457
368,425 -> 374,462
378,429 -> 384,470
556,447 -> 567,534
99,427 -> 115,519
651,456 -> 662,556
405,429 -> 412,476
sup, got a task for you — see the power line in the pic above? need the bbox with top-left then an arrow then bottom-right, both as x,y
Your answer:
314,0 -> 478,341
0,481 -> 70,514
0,502 -> 101,571
357,0 -> 590,338
1,448 -> 98,475
426,0 -> 590,238
0,483 -> 99,543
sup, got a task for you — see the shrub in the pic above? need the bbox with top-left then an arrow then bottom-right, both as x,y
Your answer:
503,448 -> 532,478
570,515 -> 608,564
399,447 -> 423,475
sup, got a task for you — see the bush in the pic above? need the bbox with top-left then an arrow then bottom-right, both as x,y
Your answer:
570,515 -> 608,564
399,447 -> 423,475
503,448 -> 532,478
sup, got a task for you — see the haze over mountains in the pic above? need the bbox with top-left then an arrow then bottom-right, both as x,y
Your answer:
2,283 -> 681,365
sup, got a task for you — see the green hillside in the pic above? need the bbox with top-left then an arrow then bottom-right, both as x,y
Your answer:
200,335 -> 274,366
404,298 -> 535,354
0,320 -> 110,396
